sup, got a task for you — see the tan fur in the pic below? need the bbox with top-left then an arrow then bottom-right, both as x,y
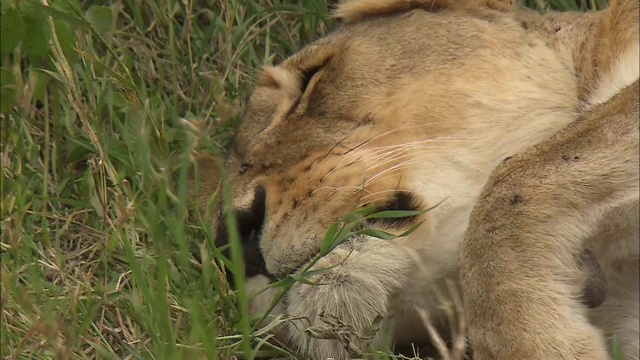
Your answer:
191,0 -> 639,358
460,80 -> 639,359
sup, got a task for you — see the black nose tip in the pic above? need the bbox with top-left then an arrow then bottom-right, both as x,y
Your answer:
215,186 -> 269,284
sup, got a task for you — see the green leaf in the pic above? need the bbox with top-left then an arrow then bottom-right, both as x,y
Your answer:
52,18 -> 79,64
110,90 -> 129,109
366,209 -> 424,220
76,301 -> 102,338
89,192 -> 104,217
67,144 -> 91,165
289,272 -> 325,286
37,68 -> 66,84
105,141 -> 133,170
342,205 -> 378,222
301,264 -> 342,279
326,221 -> 362,253
23,11 -> 50,60
0,67 -> 16,113
548,0 -> 580,10
319,222 -> 340,254
0,7 -> 25,59
27,2 -> 89,29
30,69 -> 50,102
1,0 -> 13,13
269,276 -> 296,290
366,314 -> 385,337
356,228 -> 397,240
85,5 -> 113,34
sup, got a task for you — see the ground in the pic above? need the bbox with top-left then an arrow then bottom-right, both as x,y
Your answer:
0,0 -> 607,358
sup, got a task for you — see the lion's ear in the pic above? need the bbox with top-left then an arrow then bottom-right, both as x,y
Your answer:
332,0 -> 517,23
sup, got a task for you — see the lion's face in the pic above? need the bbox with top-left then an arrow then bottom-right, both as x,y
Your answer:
219,6 -> 578,288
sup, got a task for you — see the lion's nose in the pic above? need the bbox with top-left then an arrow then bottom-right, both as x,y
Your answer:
215,186 -> 270,283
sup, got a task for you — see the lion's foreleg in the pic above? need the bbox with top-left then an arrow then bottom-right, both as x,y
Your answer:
459,80 -> 639,360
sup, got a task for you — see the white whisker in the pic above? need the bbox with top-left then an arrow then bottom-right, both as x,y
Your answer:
362,159 -> 420,188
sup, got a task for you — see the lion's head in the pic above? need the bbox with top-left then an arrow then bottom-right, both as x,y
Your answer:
218,0 -> 578,275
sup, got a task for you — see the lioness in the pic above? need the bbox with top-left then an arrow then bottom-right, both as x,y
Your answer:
190,0 -> 639,358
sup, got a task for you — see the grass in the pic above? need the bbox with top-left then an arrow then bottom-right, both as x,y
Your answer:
0,0 -> 612,359
2,0 -> 331,358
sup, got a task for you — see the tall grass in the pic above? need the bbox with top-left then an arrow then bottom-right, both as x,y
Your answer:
0,0 -> 609,359
1,1 -> 330,358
